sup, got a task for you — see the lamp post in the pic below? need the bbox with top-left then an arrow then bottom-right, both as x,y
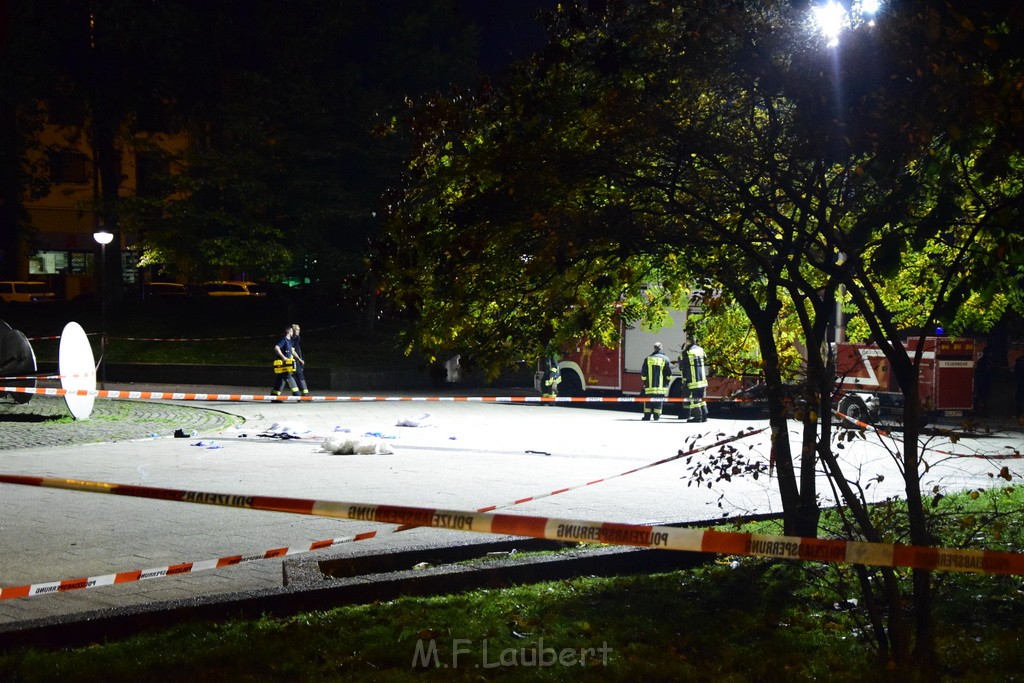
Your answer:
93,227 -> 113,388
811,0 -> 882,47
834,252 -> 847,345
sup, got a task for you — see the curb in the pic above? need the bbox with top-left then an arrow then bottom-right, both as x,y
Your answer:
0,536 -> 709,652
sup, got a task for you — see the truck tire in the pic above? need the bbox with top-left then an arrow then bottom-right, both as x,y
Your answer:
559,369 -> 583,397
838,395 -> 870,428
668,380 -> 683,399
668,380 -> 685,418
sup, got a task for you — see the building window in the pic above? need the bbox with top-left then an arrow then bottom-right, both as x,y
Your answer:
121,251 -> 138,284
29,250 -> 94,275
29,251 -> 66,274
69,252 -> 94,275
48,151 -> 91,184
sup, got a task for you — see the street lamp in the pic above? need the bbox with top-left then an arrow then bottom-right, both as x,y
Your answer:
812,0 -> 847,48
93,227 -> 113,388
812,0 -> 883,47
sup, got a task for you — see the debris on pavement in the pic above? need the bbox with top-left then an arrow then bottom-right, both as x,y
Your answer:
396,413 -> 434,427
322,433 -> 394,455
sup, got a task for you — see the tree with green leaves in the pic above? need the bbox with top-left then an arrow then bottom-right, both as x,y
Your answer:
803,5 -> 1024,664
383,0 -> 835,536
382,0 -> 1024,672
129,0 -> 480,287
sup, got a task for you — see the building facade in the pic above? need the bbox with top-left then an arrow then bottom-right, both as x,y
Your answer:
21,99 -> 187,301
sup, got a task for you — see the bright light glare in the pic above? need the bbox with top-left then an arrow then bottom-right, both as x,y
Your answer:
811,1 -> 883,47
813,1 -> 847,47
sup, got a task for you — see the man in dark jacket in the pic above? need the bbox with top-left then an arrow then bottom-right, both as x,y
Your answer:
291,323 -> 309,395
272,326 -> 299,397
641,342 -> 672,421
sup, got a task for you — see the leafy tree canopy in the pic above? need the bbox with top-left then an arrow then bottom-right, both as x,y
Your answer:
126,0 -> 482,283
381,0 -> 1024,375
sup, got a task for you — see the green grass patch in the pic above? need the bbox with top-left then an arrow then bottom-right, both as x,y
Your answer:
0,565 -> 870,682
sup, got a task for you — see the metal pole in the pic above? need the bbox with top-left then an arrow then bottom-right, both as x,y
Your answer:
100,241 -> 106,389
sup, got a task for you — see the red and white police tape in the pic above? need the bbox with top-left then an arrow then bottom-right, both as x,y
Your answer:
441,428 -> 766,516
390,427 -> 767,531
833,410 -> 893,437
0,385 -> 696,403
834,410 -> 1024,459
0,472 -> 1020,604
0,429 -> 764,598
0,532 -> 379,599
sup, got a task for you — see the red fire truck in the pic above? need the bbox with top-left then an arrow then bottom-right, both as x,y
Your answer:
535,307 -> 743,401
538,308 -> 981,422
833,337 -> 977,422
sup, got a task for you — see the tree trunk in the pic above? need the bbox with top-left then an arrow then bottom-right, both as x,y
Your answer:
737,293 -> 805,534
796,310 -> 834,539
900,377 -> 937,670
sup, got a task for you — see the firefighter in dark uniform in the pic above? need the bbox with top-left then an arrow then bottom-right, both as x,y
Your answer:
290,323 -> 309,395
272,325 -> 300,397
681,337 -> 709,422
541,352 -> 561,403
641,342 -> 672,421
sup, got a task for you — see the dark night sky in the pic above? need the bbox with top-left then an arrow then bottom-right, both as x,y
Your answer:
461,0 -> 560,72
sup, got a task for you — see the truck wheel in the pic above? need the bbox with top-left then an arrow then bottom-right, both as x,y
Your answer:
668,381 -> 685,417
668,380 -> 683,399
559,369 -> 583,397
838,395 -> 870,428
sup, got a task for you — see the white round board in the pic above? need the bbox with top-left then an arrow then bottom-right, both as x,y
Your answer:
59,321 -> 97,420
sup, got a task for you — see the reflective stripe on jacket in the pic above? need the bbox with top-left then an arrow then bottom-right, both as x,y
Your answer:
682,344 -> 708,390
642,352 -> 672,396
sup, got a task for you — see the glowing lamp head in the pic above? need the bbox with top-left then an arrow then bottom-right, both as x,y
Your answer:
813,1 -> 847,47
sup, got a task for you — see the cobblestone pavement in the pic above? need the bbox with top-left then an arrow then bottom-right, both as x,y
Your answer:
0,395 -> 239,450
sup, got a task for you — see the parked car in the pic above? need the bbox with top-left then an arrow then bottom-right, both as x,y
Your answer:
201,281 -> 266,297
0,281 -> 56,304
144,282 -> 190,298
